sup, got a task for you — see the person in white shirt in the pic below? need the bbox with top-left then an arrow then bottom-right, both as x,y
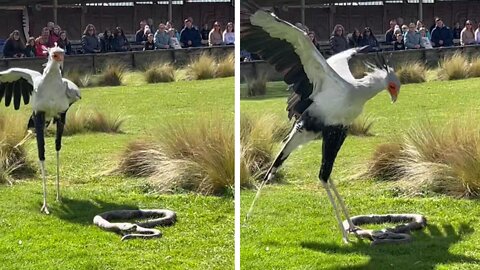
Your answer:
223,22 -> 235,45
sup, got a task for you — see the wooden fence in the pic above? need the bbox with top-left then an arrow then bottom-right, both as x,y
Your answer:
0,45 -> 234,73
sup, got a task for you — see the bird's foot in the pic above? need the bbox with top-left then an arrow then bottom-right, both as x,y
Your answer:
346,225 -> 362,240
56,195 -> 62,202
342,236 -> 350,244
40,204 -> 50,215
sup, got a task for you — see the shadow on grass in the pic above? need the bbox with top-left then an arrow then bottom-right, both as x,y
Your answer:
301,223 -> 478,269
52,197 -> 138,225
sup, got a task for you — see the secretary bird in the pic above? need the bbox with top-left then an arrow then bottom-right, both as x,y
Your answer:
241,1 -> 401,243
0,45 -> 81,214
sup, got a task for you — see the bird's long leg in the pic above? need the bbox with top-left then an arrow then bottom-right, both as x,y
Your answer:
329,179 -> 357,233
321,180 -> 349,243
35,112 -> 49,214
319,125 -> 349,243
245,121 -> 317,221
55,112 -> 66,202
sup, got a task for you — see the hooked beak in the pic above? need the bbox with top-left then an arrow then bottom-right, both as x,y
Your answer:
388,82 -> 398,103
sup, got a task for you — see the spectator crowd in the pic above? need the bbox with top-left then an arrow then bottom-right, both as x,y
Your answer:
2,17 -> 234,58
241,17 -> 480,61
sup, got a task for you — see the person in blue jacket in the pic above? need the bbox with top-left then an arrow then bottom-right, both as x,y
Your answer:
180,18 -> 201,48
431,18 -> 453,47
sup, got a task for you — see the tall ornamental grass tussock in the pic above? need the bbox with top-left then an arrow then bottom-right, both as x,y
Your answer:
395,61 -> 426,84
245,73 -> 268,96
349,114 -> 375,136
145,63 -> 175,83
0,114 -> 33,184
188,53 -> 217,80
97,62 -> 126,86
438,52 -> 468,81
115,117 -> 234,195
364,118 -> 480,198
65,70 -> 92,88
60,108 -> 125,136
240,113 -> 290,186
468,57 -> 480,78
216,53 -> 235,78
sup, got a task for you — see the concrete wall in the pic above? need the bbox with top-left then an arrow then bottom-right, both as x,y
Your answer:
240,45 -> 480,82
0,45 -> 234,74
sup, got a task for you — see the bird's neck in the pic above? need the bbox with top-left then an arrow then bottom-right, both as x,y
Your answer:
354,70 -> 388,101
43,61 -> 62,79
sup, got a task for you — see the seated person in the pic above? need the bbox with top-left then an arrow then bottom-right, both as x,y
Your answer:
82,24 -> 101,53
393,33 -> 405,50
3,30 -> 25,58
144,33 -> 155,51
180,18 -> 201,48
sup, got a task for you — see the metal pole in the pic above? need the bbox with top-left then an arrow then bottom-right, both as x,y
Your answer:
169,0 -> 173,23
53,0 -> 58,24
301,0 -> 305,25
419,0 -> 423,21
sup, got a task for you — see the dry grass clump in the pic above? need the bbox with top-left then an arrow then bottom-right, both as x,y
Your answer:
97,62 -> 126,86
395,61 -> 426,84
65,70 -> 92,88
245,73 -> 268,96
468,57 -> 480,78
188,53 -> 217,80
364,119 -> 480,197
145,63 -> 175,83
241,113 -> 290,186
115,117 -> 234,195
349,114 -> 375,136
216,53 -> 235,78
0,114 -> 33,184
438,52 -> 468,81
60,108 -> 125,136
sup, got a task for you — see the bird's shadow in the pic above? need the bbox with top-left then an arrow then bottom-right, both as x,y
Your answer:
52,197 -> 138,225
301,223 -> 478,269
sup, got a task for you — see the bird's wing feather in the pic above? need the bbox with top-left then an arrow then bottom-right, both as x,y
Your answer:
62,78 -> 81,106
241,3 -> 349,119
326,46 -> 368,84
0,68 -> 41,110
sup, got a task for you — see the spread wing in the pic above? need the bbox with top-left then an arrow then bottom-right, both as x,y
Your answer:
0,68 -> 41,110
241,1 -> 350,120
326,46 -> 369,84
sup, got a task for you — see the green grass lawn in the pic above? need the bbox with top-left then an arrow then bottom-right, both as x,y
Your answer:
0,77 -> 234,269
241,79 -> 480,270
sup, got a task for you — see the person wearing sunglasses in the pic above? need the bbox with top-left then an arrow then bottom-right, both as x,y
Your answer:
460,20 -> 476,46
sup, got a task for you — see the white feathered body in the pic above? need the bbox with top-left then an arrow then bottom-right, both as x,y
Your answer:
32,69 -> 70,119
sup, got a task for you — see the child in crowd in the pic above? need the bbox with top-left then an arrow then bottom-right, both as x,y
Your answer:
144,33 -> 155,51
393,33 -> 405,50
25,37 -> 36,57
168,28 -> 182,49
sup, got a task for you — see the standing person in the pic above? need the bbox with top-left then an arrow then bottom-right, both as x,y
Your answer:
431,18 -> 453,47
81,24 -> 101,53
452,22 -> 462,40
329,24 -> 348,55
166,21 -> 181,40
201,23 -> 210,46
348,28 -> 362,48
419,27 -> 433,49
25,37 -> 36,57
143,33 -> 155,51
135,20 -> 147,44
3,30 -> 25,58
223,22 -> 235,45
49,25 -> 61,47
385,19 -> 397,45
416,20 -> 430,39
168,28 -> 182,49
460,20 -> 476,46
154,23 -> 170,49
180,18 -> 201,48
404,23 -> 421,49
393,33 -> 405,50
308,31 -> 321,51
476,22 -> 480,44
360,27 -> 380,52
57,31 -> 72,55
209,21 -> 223,46
112,27 -> 130,52
100,29 -> 114,52
35,27 -> 50,57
